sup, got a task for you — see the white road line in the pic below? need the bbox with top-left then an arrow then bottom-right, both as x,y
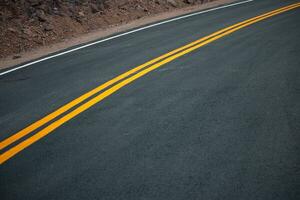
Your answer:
0,0 -> 254,76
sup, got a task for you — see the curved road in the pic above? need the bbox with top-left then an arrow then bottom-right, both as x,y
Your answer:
1,0 -> 300,199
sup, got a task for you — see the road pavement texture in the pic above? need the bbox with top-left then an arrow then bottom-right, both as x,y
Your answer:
1,0 -> 299,199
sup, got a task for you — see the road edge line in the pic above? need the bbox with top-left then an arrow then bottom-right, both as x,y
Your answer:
0,0 -> 254,76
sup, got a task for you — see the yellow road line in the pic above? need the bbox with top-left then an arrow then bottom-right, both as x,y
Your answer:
1,3 -> 299,164
0,3 -> 297,151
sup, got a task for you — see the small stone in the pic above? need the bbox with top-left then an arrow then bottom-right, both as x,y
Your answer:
22,28 -> 33,35
44,24 -> 53,31
90,4 -> 99,13
13,55 -> 21,59
75,17 -> 83,23
167,0 -> 178,7
36,10 -> 47,22
135,5 -> 143,10
78,11 -> 85,17
53,7 -> 61,15
185,0 -> 195,4
28,0 -> 40,6
8,27 -> 17,33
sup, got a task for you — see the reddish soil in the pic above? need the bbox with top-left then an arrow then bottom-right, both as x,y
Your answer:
0,0 -> 236,69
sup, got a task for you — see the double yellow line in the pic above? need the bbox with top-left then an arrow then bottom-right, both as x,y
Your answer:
1,2 -> 300,164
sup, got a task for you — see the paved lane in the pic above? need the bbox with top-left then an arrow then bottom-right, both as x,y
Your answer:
1,0 -> 300,199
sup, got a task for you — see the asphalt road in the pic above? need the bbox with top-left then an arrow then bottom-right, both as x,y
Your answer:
1,0 -> 300,199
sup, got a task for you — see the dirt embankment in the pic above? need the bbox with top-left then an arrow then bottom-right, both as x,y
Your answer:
0,0 -> 221,60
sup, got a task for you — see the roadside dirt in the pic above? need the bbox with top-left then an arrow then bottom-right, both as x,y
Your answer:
0,0 -> 237,70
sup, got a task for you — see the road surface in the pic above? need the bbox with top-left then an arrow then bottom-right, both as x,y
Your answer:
1,0 -> 299,199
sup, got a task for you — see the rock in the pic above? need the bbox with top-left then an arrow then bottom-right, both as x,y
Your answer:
90,4 -> 99,13
28,6 -> 37,17
78,11 -> 85,17
43,24 -> 53,31
68,7 -> 76,15
19,34 -> 27,39
75,17 -> 83,23
22,28 -> 33,35
167,0 -> 178,7
28,0 -> 41,6
98,3 -> 106,11
28,18 -> 36,23
135,5 -> 144,11
53,7 -> 60,15
185,0 -> 195,4
36,4 -> 48,13
13,55 -> 21,59
0,11 -> 4,22
8,27 -> 17,33
36,10 -> 47,22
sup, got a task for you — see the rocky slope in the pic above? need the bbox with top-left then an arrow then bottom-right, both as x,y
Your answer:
0,0 -> 216,59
